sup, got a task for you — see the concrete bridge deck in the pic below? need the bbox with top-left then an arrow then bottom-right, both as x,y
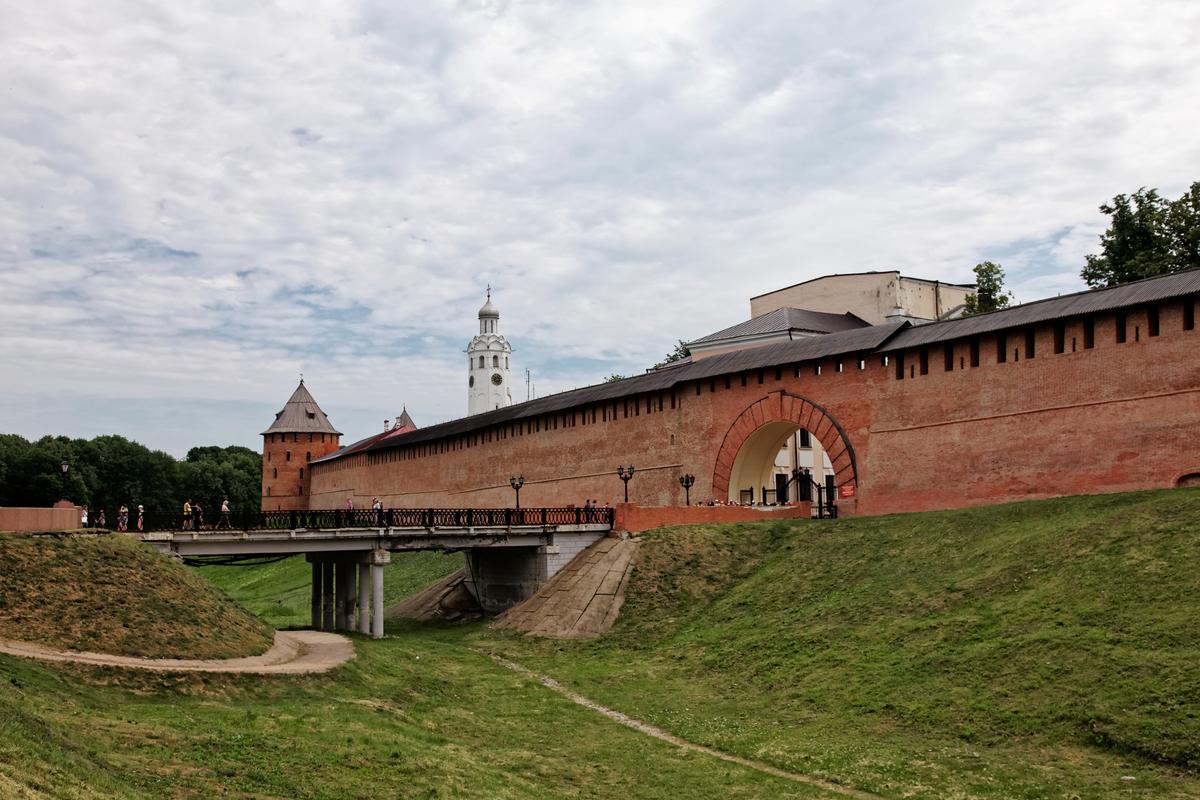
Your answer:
138,522 -> 611,557
133,508 -> 613,640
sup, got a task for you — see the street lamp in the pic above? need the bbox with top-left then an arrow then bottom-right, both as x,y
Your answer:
509,475 -> 525,509
678,473 -> 695,506
616,465 -> 635,503
58,459 -> 71,504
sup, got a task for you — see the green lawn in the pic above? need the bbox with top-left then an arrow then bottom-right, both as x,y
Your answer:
0,630 -> 829,799
3,489 -> 1199,799
475,488 -> 1200,799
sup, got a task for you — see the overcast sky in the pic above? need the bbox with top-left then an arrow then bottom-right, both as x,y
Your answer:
2,0 -> 1199,456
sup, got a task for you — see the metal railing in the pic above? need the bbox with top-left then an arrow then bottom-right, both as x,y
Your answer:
129,506 -> 614,534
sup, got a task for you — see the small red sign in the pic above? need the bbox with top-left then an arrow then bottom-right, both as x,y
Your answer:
838,484 -> 857,499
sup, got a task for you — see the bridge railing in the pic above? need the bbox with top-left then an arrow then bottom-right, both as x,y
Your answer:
135,507 -> 614,533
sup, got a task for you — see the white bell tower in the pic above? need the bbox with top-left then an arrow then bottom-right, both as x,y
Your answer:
467,286 -> 513,416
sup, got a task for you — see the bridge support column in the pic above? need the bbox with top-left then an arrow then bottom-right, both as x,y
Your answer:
358,562 -> 371,635
321,558 -> 334,631
371,548 -> 389,639
335,561 -> 352,631
309,558 -> 321,630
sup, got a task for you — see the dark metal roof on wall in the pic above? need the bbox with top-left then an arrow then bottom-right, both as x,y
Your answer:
880,268 -> 1200,352
690,307 -> 870,345
309,322 -> 909,463
312,268 -> 1200,464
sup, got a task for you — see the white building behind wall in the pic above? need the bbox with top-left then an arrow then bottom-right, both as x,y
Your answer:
683,270 -> 973,504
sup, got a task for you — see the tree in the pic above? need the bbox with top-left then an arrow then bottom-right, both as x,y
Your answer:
962,262 -> 1013,316
1082,182 -> 1200,288
604,374 -> 627,383
653,340 -> 691,370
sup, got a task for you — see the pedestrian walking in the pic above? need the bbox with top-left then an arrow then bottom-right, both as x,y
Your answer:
193,502 -> 204,531
96,508 -> 106,528
218,498 -> 231,530
372,497 -> 384,527
117,504 -> 129,532
81,507 -> 89,528
182,499 -> 192,530
136,505 -> 144,532
345,497 -> 354,511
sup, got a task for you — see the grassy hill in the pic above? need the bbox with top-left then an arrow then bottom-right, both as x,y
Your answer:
3,489 -> 1199,798
481,488 -> 1200,799
0,533 -> 271,659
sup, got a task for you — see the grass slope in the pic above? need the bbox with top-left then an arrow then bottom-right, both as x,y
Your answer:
481,488 -> 1200,799
0,632 -> 833,798
0,534 -> 271,659
196,550 -> 462,629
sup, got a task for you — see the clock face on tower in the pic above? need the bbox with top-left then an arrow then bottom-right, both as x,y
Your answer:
491,372 -> 503,386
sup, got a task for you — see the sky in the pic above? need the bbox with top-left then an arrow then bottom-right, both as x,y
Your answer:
2,0 -> 1199,456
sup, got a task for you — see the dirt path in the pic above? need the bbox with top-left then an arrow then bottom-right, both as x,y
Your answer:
0,631 -> 353,674
490,654 -> 882,799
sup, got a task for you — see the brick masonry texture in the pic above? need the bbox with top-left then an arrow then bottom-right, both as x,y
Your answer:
302,298 -> 1200,516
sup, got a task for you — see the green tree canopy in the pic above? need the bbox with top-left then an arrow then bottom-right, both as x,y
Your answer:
1082,182 -> 1200,288
653,340 -> 691,370
962,261 -> 1014,316
0,434 -> 260,515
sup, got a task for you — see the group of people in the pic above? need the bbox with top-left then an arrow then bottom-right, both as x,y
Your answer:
581,499 -> 612,521
79,504 -> 144,531
181,498 -> 232,531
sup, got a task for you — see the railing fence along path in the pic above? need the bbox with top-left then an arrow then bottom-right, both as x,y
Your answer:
130,507 -> 614,533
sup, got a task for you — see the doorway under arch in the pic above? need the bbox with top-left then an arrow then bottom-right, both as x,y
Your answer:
712,390 -> 858,503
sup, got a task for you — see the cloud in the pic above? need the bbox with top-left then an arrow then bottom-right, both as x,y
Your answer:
1,0 -> 1199,453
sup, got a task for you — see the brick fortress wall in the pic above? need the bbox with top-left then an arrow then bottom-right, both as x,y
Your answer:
307,297 -> 1199,516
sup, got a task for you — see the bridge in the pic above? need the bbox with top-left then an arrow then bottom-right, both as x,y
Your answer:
136,507 -> 614,639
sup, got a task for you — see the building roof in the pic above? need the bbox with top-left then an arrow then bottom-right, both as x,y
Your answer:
261,380 -> 342,436
689,307 -> 870,346
325,407 -> 419,459
750,270 -> 975,301
312,268 -> 1200,464
312,322 -> 907,463
880,268 -> 1200,352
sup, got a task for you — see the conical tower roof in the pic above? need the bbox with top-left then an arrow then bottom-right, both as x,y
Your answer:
392,406 -> 417,433
261,380 -> 342,435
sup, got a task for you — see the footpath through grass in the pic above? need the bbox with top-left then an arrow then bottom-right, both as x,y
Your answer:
477,488 -> 1200,799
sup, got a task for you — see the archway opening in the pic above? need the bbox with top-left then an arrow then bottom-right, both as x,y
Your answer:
726,421 -> 832,505
1176,472 -> 1200,488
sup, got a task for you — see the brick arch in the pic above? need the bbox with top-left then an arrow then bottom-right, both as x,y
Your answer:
711,390 -> 858,497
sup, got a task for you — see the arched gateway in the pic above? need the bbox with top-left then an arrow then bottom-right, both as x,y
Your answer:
712,390 -> 858,502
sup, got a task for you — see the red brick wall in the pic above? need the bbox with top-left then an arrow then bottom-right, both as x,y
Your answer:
261,432 -> 341,511
307,298 -> 1199,516
613,502 -> 812,532
0,507 -> 82,532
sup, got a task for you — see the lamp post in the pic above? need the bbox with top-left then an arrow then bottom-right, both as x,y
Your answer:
509,475 -> 525,509
616,465 -> 635,503
678,473 -> 695,506
792,466 -> 812,503
59,459 -> 70,504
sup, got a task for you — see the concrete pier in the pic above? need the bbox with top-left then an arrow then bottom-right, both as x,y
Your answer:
371,548 -> 389,639
310,559 -> 321,630
357,562 -> 371,635
321,559 -> 334,631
